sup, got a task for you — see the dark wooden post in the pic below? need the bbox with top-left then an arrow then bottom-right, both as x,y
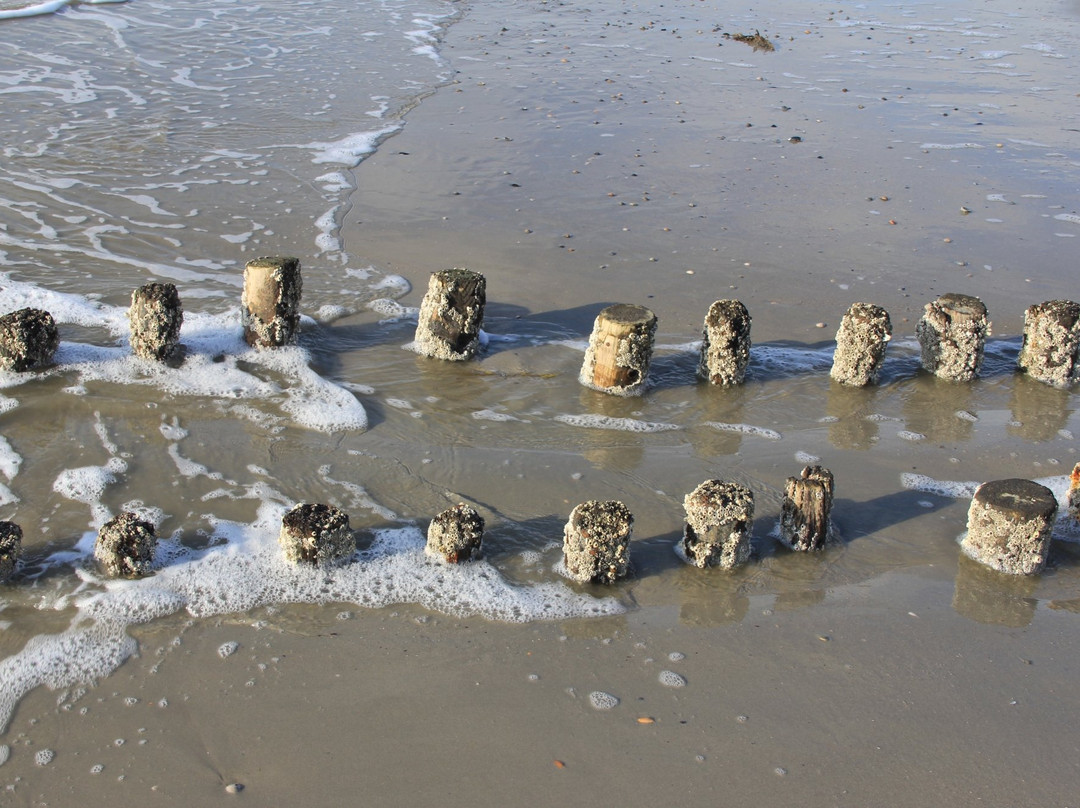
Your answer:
0,521 -> 21,582
681,480 -> 754,568
779,465 -> 835,551
916,293 -> 988,382
278,503 -> 354,566
0,308 -> 59,371
94,512 -> 158,578
414,268 -> 487,360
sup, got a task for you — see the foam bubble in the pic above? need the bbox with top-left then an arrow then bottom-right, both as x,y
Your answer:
589,691 -> 620,710
35,748 -> 55,766
900,473 -> 979,500
218,641 -> 239,659
795,451 -> 820,465
472,409 -> 524,423
0,436 -> 21,481
897,431 -> 926,441
0,744 -> 7,766
659,670 -> 687,688
554,414 -> 680,433
704,422 -> 782,440
668,651 -> 686,662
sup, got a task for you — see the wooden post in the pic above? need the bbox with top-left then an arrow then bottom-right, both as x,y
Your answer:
961,479 -> 1057,575
1069,462 -> 1080,524
916,293 -> 988,382
426,503 -> 484,563
414,268 -> 487,360
242,256 -> 302,347
681,480 -> 754,569
0,308 -> 59,372
0,521 -> 21,583
279,503 -> 354,567
697,299 -> 751,386
94,512 -> 157,578
779,465 -> 835,551
579,304 -> 656,396
129,282 -> 183,361
562,500 -> 633,584
1017,299 -> 1080,388
830,302 -> 891,386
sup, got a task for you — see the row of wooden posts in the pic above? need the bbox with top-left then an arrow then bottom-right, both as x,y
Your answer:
1,457 -> 1074,585
2,258 -> 1079,391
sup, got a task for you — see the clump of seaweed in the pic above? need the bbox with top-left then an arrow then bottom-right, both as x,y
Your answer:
723,30 -> 775,52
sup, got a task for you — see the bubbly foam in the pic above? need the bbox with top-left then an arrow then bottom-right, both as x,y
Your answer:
589,691 -> 620,710
554,414 -> 680,433
0,507 -> 623,732
705,422 -> 783,441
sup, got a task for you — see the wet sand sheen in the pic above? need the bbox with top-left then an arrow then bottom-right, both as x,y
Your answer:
1,0 -> 1080,804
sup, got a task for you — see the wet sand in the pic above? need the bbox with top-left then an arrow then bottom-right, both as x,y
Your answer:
3,0 -> 1080,804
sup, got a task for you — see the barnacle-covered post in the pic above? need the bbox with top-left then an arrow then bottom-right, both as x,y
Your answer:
414,268 -> 487,360
681,480 -> 754,569
0,308 -> 59,372
129,282 -> 183,361
579,304 -> 656,396
830,302 -> 891,386
0,521 -> 22,582
779,465 -> 835,551
94,512 -> 158,578
242,256 -> 302,347
1017,299 -> 1080,388
279,503 -> 354,566
426,503 -> 485,563
698,299 -> 752,386
961,479 -> 1057,575
916,293 -> 988,382
563,500 -> 633,584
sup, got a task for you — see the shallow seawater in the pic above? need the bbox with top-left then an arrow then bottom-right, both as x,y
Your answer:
1,0 -> 1079,753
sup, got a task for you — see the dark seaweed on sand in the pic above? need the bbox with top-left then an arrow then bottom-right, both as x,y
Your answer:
724,30 -> 775,52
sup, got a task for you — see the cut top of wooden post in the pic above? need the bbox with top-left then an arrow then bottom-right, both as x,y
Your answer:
579,303 -> 657,396
242,256 -> 303,347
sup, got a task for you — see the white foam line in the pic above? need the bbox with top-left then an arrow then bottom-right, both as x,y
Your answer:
704,422 -> 782,440
0,0 -> 71,19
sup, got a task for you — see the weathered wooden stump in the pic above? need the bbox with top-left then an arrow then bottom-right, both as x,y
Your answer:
242,256 -> 302,347
563,500 -> 633,584
1068,463 -> 1080,524
278,503 -> 354,567
1017,299 -> 1080,388
697,299 -> 751,386
916,293 -> 988,382
129,282 -> 183,361
681,480 -> 754,569
961,478 -> 1058,575
830,302 -> 892,386
413,268 -> 487,360
94,512 -> 157,578
779,465 -> 835,551
426,503 -> 485,563
579,304 -> 656,396
0,308 -> 59,372
0,521 -> 22,583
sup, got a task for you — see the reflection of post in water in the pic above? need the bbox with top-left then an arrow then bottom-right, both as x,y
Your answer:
826,382 -> 880,450
1008,374 -> 1072,442
691,383 -> 748,458
676,569 -> 751,626
952,553 -> 1037,628
577,389 -> 646,472
901,375 -> 976,443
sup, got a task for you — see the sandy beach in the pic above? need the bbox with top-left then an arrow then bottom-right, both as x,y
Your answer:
2,0 -> 1080,805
